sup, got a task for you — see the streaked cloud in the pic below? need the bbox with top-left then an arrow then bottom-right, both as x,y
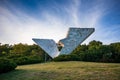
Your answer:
0,0 -> 120,44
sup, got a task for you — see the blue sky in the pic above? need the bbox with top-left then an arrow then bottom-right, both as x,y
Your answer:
0,0 -> 120,44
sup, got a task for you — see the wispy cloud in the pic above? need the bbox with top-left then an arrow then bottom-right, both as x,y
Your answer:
0,3 -> 68,44
65,0 -> 105,27
0,0 -> 120,44
67,0 -> 120,44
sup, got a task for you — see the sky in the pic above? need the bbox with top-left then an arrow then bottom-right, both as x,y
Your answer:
0,0 -> 120,45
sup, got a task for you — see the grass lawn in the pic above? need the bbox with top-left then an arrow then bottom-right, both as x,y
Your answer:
0,61 -> 120,80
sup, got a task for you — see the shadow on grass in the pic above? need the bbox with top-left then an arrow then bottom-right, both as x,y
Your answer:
0,68 -> 78,80
0,69 -> 29,80
0,69 -> 61,80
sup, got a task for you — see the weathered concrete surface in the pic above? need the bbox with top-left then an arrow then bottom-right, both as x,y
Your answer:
59,28 -> 95,55
32,39 -> 59,58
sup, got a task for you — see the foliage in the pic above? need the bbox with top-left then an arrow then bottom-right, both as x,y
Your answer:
13,55 -> 44,65
0,44 -> 12,56
0,58 -> 17,74
53,54 -> 80,61
0,40 -> 120,67
0,43 -> 47,66
110,42 -> 120,62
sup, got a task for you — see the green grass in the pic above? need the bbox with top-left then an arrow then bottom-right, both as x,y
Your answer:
0,61 -> 120,80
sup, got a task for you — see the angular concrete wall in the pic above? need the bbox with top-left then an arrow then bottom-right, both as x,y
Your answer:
59,28 -> 95,55
32,39 -> 59,58
32,27 -> 95,58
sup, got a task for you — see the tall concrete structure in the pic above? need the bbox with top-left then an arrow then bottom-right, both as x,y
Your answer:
59,28 -> 95,55
32,27 -> 95,58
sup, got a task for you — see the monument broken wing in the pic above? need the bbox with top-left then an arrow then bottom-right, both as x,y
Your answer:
32,27 -> 95,58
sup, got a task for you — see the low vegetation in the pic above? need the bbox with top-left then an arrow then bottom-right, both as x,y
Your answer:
0,43 -> 46,73
0,58 -> 17,73
0,61 -> 120,80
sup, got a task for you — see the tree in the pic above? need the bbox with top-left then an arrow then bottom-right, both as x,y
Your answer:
0,44 -> 12,56
110,42 -> 120,62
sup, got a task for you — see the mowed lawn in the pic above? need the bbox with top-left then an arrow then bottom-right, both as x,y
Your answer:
0,61 -> 120,80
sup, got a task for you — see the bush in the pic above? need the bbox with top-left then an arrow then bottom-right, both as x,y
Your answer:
14,55 -> 43,65
0,58 -> 17,74
53,54 -> 80,61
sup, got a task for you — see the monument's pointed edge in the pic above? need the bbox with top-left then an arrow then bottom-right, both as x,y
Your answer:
32,38 -> 59,58
59,28 -> 95,55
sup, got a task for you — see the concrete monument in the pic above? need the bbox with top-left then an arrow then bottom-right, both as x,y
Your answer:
32,27 -> 95,58
59,28 -> 95,54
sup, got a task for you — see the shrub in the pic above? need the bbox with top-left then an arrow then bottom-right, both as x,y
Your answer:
53,54 -> 80,61
0,58 -> 17,74
14,55 -> 43,65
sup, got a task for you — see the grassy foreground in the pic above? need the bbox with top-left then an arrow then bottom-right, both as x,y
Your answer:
0,61 -> 120,80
